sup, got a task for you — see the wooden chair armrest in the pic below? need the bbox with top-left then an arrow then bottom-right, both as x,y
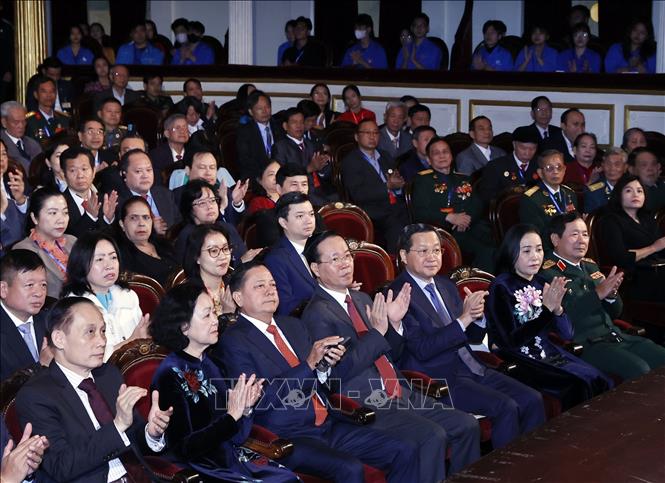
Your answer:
328,393 -> 376,425
473,351 -> 517,374
243,425 -> 294,459
142,456 -> 201,482
613,319 -> 646,337
401,370 -> 449,399
548,332 -> 584,356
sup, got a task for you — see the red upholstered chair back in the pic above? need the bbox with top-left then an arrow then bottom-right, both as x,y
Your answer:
1,367 -> 39,441
349,239 -> 394,295
108,339 -> 170,420
319,203 -> 374,243
243,221 -> 261,250
122,105 -> 161,150
490,131 -> 514,155
127,274 -> 165,316
489,188 -> 525,242
164,269 -> 188,290
444,132 -> 472,159
450,266 -> 495,299
435,227 -> 463,274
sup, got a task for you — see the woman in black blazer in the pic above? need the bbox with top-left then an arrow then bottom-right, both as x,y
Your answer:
600,175 -> 665,303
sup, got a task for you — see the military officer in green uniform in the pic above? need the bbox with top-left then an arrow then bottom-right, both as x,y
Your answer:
583,147 -> 628,214
139,74 -> 174,117
25,76 -> 70,143
97,97 -> 128,152
519,149 -> 577,244
540,212 -> 665,381
411,136 -> 496,271
629,147 -> 665,212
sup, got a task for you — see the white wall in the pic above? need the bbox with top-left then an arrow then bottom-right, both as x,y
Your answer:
472,0 -> 523,48
147,0 -> 229,47
252,0 -> 313,66
422,0 -> 465,63
357,0 -> 381,36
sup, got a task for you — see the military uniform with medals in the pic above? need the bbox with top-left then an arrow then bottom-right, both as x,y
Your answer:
519,181 -> 578,244
103,125 -> 129,152
583,176 -> 612,214
540,254 -> 665,380
25,110 -> 70,144
411,168 -> 496,271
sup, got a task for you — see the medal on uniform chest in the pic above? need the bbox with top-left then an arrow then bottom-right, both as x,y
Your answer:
543,204 -> 557,216
456,181 -> 472,200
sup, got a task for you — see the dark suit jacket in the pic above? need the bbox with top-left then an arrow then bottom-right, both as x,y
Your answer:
455,144 -> 506,176
540,130 -> 575,163
63,188 -> 113,238
477,153 -> 539,204
601,210 -> 665,272
0,306 -> 47,380
0,198 -> 26,255
26,78 -> 74,113
94,88 -> 141,110
16,362 -> 154,483
1,129 -> 42,172
217,315 -> 347,438
264,235 -> 318,316
522,122 -> 562,146
235,119 -> 284,181
148,142 -> 183,187
377,126 -> 412,160
388,271 -> 485,383
397,149 -> 430,183
341,147 -> 403,220
117,185 -> 181,229
301,287 -> 408,404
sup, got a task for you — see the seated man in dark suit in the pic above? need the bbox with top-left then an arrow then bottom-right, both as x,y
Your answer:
397,125 -> 436,182
517,96 -> 562,146
391,224 -> 545,449
301,232 -> 481,480
218,261 -> 418,483
236,90 -> 284,181
149,113 -> 190,185
93,64 -> 140,109
0,250 -> 53,381
264,192 -> 318,316
407,104 -> 431,134
341,119 -> 410,253
629,147 -> 665,212
78,117 -> 118,171
541,108 -> 586,164
1,101 -> 43,172
456,116 -> 506,176
271,107 -> 336,203
60,147 -> 116,238
378,102 -> 413,160
118,149 -> 180,236
477,126 -> 540,205
16,297 -> 173,483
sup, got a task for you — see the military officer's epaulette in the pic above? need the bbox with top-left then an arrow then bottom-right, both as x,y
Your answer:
54,110 -> 70,118
118,125 -> 128,132
525,186 -> 539,197
25,111 -> 37,119
561,184 -> 573,191
542,259 -> 556,269
588,182 -> 604,192
581,257 -> 597,265
418,169 -> 433,175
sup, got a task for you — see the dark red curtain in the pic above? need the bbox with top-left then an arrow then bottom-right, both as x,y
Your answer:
314,0 -> 358,66
379,0 -> 422,68
450,0 -> 473,71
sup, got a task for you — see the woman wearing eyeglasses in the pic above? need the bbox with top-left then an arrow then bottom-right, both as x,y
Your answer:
557,23 -> 601,73
117,196 -> 180,286
183,224 -> 236,317
175,179 -> 251,267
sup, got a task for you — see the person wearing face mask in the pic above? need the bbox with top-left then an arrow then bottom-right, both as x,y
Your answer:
340,14 -> 387,69
171,18 -> 215,65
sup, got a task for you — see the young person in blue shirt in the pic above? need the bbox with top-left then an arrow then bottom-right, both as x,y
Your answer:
171,19 -> 215,65
557,23 -> 601,73
56,25 -> 94,65
341,14 -> 387,69
396,13 -> 442,70
605,19 -> 656,74
277,19 -> 296,66
116,22 -> 165,65
515,25 -> 558,72
471,20 -> 513,72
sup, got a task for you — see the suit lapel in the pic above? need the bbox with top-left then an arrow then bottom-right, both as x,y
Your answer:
237,316 -> 293,371
282,238 -> 316,287
435,277 -> 461,320
275,318 -> 309,361
349,291 -> 372,331
0,308 -> 36,363
316,287 -> 356,329
48,363 -> 100,433
401,271 -> 443,325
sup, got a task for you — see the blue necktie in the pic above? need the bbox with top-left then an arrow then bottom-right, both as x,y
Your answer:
424,283 -> 485,376
17,322 -> 39,362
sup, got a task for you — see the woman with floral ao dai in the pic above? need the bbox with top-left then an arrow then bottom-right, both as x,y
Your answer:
486,224 -> 612,409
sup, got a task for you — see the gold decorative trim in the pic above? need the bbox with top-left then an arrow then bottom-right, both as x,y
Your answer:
623,105 -> 665,131
14,0 -> 47,106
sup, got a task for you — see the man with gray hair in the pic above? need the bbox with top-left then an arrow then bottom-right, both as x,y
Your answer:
584,146 -> 628,214
1,101 -> 42,170
148,113 -> 190,185
378,101 -> 412,159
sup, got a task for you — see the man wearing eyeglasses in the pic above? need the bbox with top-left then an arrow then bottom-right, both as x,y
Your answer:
390,223 -> 545,451
519,96 -> 562,146
519,150 -> 578,245
78,118 -> 118,171
149,114 -> 190,186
